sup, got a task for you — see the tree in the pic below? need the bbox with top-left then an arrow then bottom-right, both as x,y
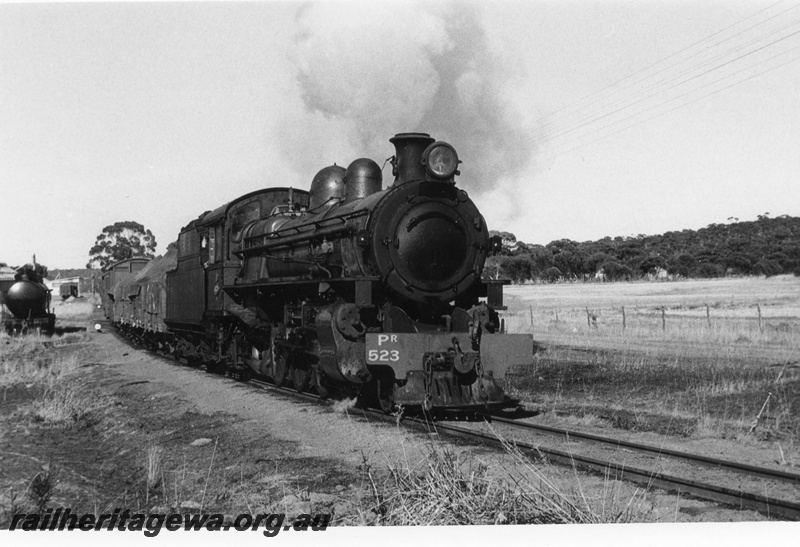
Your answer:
601,259 -> 633,281
527,245 -> 554,274
693,262 -> 724,278
542,267 -> 562,283
667,253 -> 696,278
16,262 -> 48,281
723,252 -> 754,275
500,255 -> 535,283
586,252 -> 612,274
87,221 -> 157,269
546,239 -> 580,280
755,258 -> 781,278
636,255 -> 666,277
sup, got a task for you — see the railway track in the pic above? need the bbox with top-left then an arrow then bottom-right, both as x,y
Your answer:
247,376 -> 800,520
114,325 -> 800,521
426,417 -> 800,521
487,415 -> 800,484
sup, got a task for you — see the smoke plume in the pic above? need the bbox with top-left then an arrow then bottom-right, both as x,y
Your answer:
281,1 -> 535,199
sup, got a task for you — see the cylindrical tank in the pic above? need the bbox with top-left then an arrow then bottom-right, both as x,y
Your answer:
344,158 -> 382,202
309,165 -> 346,209
5,280 -> 49,319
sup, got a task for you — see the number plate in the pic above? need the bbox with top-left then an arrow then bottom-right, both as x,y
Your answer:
365,333 -> 402,364
365,332 -> 533,378
365,332 -> 473,367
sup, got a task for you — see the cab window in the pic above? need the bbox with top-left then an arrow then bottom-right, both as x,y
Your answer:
208,230 -> 216,264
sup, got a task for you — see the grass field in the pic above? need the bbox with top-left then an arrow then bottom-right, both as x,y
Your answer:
501,275 -> 800,445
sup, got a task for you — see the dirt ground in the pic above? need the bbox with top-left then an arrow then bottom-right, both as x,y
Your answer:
1,307 -> 424,525
0,298 -> 790,531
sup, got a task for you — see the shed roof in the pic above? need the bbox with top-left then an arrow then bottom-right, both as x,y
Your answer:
0,266 -> 16,281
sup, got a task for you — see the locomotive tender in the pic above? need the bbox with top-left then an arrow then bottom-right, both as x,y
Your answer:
102,133 -> 532,412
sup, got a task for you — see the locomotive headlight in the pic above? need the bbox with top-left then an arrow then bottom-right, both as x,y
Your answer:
422,141 -> 460,180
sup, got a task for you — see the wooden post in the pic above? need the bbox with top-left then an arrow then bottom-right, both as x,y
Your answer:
706,304 -> 710,327
757,304 -> 763,332
661,307 -> 666,331
585,306 -> 591,328
749,392 -> 772,433
529,306 -> 533,328
622,306 -> 626,331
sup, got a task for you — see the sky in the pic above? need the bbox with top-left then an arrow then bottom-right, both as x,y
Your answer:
1,0 -> 799,268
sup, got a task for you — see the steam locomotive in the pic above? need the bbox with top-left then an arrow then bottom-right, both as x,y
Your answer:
101,133 -> 532,412
1,266 -> 55,335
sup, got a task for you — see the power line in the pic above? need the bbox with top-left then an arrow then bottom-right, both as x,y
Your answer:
546,15 -> 800,140
541,1 -> 793,127
544,25 -> 800,148
541,48 -> 800,160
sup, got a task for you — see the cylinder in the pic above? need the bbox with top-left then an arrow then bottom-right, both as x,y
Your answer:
5,280 -> 49,319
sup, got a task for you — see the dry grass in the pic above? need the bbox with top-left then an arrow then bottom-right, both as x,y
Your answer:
51,298 -> 96,321
0,466 -> 59,520
332,397 -> 358,414
504,305 -> 800,356
146,442 -> 165,492
507,347 -> 800,439
0,351 -> 80,389
504,275 -> 800,352
21,383 -> 98,427
501,276 -> 800,441
356,427 -> 654,525
1,333 -> 99,427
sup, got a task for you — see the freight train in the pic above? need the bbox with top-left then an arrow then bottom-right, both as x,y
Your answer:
100,133 -> 533,412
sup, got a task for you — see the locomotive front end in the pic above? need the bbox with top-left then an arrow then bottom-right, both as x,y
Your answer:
360,133 -> 532,411
369,133 -> 489,308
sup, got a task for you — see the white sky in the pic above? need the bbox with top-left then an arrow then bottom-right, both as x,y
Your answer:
1,0 -> 799,268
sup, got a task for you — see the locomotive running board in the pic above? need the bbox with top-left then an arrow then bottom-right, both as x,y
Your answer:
224,276 -> 380,290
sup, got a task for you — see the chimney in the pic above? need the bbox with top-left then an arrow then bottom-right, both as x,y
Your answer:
389,132 -> 435,186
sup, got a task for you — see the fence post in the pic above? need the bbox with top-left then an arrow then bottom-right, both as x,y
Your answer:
757,304 -> 763,332
661,307 -> 666,331
529,306 -> 533,328
622,306 -> 626,331
706,304 -> 710,327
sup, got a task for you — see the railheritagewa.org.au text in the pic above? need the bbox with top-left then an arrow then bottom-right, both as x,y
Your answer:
8,508 -> 331,536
